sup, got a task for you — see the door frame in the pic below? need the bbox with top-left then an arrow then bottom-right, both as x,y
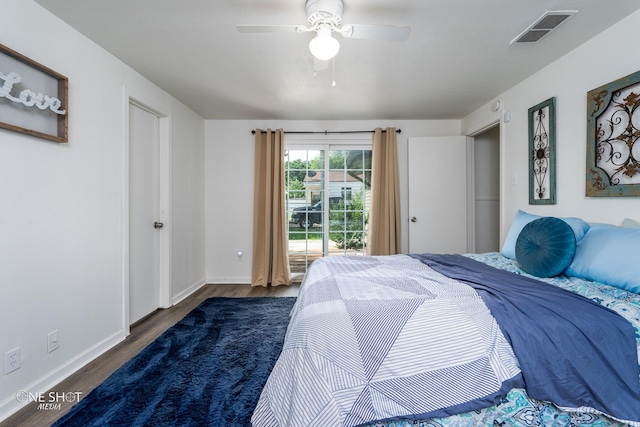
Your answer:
121,89 -> 172,335
466,120 -> 501,253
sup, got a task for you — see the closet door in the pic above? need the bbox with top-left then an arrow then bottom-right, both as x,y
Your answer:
129,102 -> 161,324
408,136 -> 468,254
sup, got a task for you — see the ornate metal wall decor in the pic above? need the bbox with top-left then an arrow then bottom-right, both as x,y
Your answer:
528,97 -> 556,204
586,70 -> 640,197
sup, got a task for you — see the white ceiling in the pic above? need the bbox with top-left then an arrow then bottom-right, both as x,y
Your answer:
34,0 -> 640,120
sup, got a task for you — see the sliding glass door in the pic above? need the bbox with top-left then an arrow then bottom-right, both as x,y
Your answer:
285,145 -> 371,276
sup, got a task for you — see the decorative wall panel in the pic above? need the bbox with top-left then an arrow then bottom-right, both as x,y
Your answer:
587,70 -> 640,197
528,97 -> 556,204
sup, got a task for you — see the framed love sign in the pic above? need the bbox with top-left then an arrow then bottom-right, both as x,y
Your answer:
0,43 -> 68,143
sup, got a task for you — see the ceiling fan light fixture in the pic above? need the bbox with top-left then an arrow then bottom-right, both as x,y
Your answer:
309,25 -> 340,60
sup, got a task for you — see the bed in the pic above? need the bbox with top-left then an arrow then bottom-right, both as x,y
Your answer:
252,212 -> 640,427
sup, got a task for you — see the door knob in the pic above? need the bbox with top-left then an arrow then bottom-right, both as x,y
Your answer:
410,217 -> 417,223
154,221 -> 164,229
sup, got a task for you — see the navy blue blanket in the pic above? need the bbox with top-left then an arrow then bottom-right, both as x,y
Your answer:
410,253 -> 640,423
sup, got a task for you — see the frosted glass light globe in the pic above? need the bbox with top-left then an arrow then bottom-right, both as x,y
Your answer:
309,26 -> 340,61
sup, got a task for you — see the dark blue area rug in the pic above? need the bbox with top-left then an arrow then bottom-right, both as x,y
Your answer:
53,297 -> 296,427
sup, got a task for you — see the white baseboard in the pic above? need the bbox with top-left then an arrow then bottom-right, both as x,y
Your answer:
172,279 -> 206,305
206,276 -> 251,284
0,329 -> 125,423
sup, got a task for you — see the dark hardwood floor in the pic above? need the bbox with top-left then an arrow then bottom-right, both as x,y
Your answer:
2,283 -> 300,427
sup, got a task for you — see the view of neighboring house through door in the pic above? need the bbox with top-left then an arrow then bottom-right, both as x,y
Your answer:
285,144 -> 372,276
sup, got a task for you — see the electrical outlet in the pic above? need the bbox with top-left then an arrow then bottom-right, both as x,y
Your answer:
47,330 -> 60,353
4,348 -> 20,374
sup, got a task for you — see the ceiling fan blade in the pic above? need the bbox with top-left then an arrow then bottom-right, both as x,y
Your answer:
235,24 -> 303,34
342,24 -> 411,42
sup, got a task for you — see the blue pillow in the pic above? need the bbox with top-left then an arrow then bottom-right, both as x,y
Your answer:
501,210 -> 590,259
515,217 -> 576,277
621,217 -> 640,228
565,224 -> 640,294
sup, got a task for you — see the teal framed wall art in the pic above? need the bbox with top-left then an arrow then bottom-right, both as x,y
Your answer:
586,70 -> 640,197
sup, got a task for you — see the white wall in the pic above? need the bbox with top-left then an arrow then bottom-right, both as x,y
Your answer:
0,0 -> 205,420
170,101 -> 207,303
463,10 -> 640,243
205,119 -> 461,283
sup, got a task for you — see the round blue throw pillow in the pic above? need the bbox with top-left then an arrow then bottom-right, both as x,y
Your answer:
515,217 -> 576,277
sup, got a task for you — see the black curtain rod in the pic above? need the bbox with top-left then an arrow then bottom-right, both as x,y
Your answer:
251,129 -> 401,135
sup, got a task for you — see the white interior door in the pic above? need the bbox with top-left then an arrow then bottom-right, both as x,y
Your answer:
129,102 -> 161,324
408,136 -> 468,254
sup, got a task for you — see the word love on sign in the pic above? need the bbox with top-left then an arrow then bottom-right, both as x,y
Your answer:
0,71 -> 66,115
0,43 -> 68,143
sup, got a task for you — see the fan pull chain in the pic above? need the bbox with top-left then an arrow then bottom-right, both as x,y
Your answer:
332,58 -> 336,87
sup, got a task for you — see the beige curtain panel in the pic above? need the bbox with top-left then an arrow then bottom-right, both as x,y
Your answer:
367,127 -> 401,255
251,128 -> 292,287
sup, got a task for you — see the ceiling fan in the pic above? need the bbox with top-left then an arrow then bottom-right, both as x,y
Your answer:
236,0 -> 411,69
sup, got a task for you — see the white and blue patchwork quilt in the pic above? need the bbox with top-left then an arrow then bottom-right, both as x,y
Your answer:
251,253 -> 640,427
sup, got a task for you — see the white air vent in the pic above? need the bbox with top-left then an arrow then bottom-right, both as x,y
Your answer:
511,10 -> 577,44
